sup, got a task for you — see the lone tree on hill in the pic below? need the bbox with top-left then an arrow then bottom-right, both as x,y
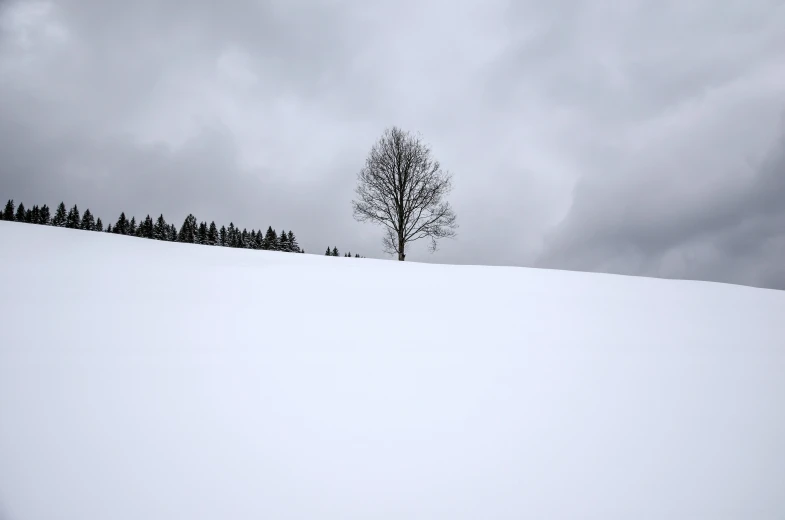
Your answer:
352,126 -> 457,261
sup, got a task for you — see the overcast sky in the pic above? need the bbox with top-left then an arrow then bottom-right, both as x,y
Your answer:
1,0 -> 783,289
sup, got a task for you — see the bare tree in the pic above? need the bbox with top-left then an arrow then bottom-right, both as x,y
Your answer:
352,126 -> 457,261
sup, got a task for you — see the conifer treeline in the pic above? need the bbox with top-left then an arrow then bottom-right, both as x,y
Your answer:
1,199 -> 305,253
325,246 -> 364,258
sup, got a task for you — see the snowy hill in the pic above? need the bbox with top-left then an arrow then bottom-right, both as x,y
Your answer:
1,220 -> 783,519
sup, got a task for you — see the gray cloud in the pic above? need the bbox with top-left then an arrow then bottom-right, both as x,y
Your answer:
1,0 -> 783,288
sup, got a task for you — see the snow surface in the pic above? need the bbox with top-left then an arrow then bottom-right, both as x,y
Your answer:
0,220 -> 784,520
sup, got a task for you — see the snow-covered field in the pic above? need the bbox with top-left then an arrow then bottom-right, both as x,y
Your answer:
0,220 -> 784,519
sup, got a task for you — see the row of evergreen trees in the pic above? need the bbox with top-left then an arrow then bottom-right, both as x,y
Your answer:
2,199 -> 305,253
325,246 -> 364,258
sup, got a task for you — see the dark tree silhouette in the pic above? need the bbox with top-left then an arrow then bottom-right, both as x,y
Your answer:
153,215 -> 168,240
287,230 -> 299,253
15,202 -> 26,223
65,205 -> 81,229
81,209 -> 95,230
219,225 -> 227,247
168,224 -> 178,242
39,204 -> 51,225
178,214 -> 197,243
53,203 -> 67,227
140,215 -> 154,238
3,199 -> 14,221
208,221 -> 218,245
114,212 -> 129,234
263,227 -> 278,251
352,126 -> 457,260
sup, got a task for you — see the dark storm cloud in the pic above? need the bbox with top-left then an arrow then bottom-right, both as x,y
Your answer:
1,0 -> 783,288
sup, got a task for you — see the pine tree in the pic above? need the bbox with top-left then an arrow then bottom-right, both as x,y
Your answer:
153,214 -> 167,240
263,227 -> 278,251
24,208 -> 32,223
287,231 -> 299,253
325,247 -> 331,255
332,247 -> 339,257
207,221 -> 218,245
227,223 -> 236,247
241,228 -> 250,248
95,217 -> 103,232
3,199 -> 15,221
114,212 -> 128,234
178,214 -> 197,243
168,224 -> 178,242
279,230 -> 290,252
219,225 -> 227,247
39,204 -> 51,225
254,230 -> 264,249
139,215 -> 153,238
81,209 -> 95,230
15,202 -> 26,223
65,204 -> 80,229
30,205 -> 40,224
128,216 -> 137,236
106,224 -> 113,233
52,203 -> 67,227
196,221 -> 207,245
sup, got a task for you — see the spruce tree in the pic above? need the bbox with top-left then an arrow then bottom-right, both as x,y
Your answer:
325,247 -> 331,255
39,204 -> 51,225
3,200 -> 15,221
263,227 -> 278,251
153,214 -> 167,240
178,214 -> 197,243
15,202 -> 26,223
95,217 -> 103,232
241,228 -> 250,248
279,230 -> 290,252
197,222 -> 208,245
81,209 -> 95,230
24,208 -> 33,223
227,223 -> 236,247
219,225 -> 227,247
106,224 -> 113,233
207,221 -> 218,245
65,204 -> 81,229
30,205 -> 40,224
287,231 -> 299,253
114,212 -> 128,234
332,247 -> 339,257
128,216 -> 137,236
137,214 -> 153,239
254,230 -> 264,249
168,224 -> 178,241
52,203 -> 67,227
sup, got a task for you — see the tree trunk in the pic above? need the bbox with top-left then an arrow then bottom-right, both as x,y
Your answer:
398,235 -> 405,261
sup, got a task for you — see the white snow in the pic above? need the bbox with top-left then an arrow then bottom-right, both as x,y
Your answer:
1,220 -> 784,519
